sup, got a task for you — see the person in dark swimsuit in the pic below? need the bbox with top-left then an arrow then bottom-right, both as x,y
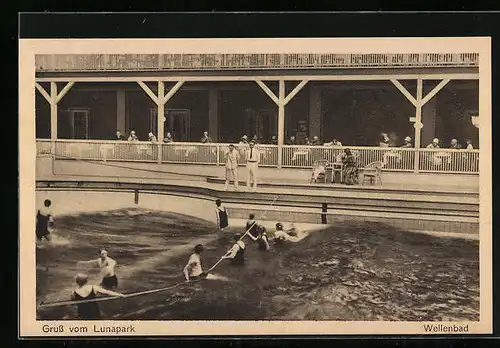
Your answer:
246,225 -> 270,251
215,199 -> 229,233
72,273 -> 124,320
36,199 -> 53,242
222,234 -> 246,266
246,214 -> 259,239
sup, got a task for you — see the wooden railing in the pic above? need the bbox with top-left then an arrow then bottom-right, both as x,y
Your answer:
36,139 -> 480,174
35,53 -> 479,72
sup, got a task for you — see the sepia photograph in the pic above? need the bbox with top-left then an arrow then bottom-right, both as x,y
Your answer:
19,37 -> 492,336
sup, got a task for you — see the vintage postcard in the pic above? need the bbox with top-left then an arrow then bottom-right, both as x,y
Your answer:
19,37 -> 492,337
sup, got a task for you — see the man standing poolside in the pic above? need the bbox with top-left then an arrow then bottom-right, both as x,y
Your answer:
245,141 -> 260,191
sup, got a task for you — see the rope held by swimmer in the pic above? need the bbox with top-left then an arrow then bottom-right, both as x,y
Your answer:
38,194 -> 281,309
206,194 -> 281,274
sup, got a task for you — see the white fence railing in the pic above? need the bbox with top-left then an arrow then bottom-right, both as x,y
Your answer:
36,139 -> 480,174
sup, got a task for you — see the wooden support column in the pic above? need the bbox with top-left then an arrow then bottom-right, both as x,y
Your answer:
50,82 -> 58,140
277,79 -> 285,168
157,81 -> 165,143
138,80 -> 184,164
255,79 -> 308,168
414,78 -> 423,173
391,77 -> 451,173
35,81 -> 75,154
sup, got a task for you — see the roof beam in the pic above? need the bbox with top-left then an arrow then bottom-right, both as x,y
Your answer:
35,73 -> 479,83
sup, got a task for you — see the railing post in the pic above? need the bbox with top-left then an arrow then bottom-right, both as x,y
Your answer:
216,144 -> 220,166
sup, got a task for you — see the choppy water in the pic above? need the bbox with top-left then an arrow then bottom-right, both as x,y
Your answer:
36,209 -> 479,321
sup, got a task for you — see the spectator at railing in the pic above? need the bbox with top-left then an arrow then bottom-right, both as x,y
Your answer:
164,132 -> 173,144
426,138 -> 440,148
388,132 -> 398,147
115,130 -> 125,141
127,131 -> 139,141
251,135 -> 259,144
324,138 -> 343,147
201,131 -> 212,144
148,132 -> 157,142
303,137 -> 311,146
466,139 -> 474,150
310,136 -> 321,146
401,136 -> 413,148
287,136 -> 297,145
270,135 -> 277,145
379,133 -> 390,147
239,135 -> 249,145
450,138 -> 462,149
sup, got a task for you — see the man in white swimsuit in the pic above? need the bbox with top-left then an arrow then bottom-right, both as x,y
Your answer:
77,249 -> 118,290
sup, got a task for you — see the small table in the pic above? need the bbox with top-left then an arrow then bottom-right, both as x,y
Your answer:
331,162 -> 344,183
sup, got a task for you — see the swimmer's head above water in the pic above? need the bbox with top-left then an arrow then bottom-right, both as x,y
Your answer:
100,249 -> 108,260
194,244 -> 204,254
75,273 -> 89,286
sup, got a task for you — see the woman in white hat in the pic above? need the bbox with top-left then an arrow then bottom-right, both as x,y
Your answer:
128,130 -> 139,141
401,136 -> 413,148
148,132 -> 157,142
426,138 -> 440,148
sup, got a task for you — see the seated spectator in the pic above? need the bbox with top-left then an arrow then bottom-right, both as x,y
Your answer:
303,137 -> 311,146
466,139 -> 474,150
127,131 -> 139,141
270,135 -> 277,145
287,136 -> 297,145
115,130 -> 125,141
148,132 -> 157,142
324,138 -> 343,147
310,136 -> 321,146
450,138 -> 462,149
201,131 -> 212,144
401,136 -> 413,148
239,135 -> 249,145
428,138 -> 440,148
379,133 -> 390,147
426,138 -> 440,148
164,132 -> 173,143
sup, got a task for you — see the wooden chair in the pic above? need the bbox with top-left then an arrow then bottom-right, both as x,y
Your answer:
311,159 -> 330,183
361,161 -> 384,185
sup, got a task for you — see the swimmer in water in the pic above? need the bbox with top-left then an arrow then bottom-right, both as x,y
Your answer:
183,244 -> 230,282
215,199 -> 229,233
222,234 -> 246,266
273,222 -> 310,246
36,199 -> 53,243
72,273 -> 124,320
77,249 -> 119,290
184,244 -> 208,282
246,225 -> 270,251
